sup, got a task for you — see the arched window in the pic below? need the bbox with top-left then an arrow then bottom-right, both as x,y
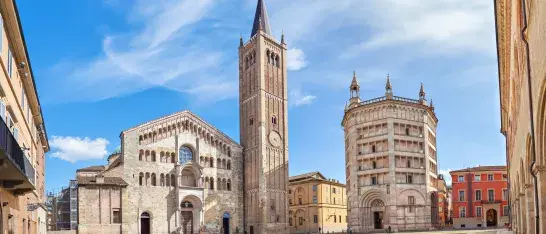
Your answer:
139,173 -> 144,186
179,146 -> 193,164
407,159 -> 411,168
275,56 -> 280,68
181,201 -> 193,208
227,160 -> 231,170
139,150 -> 144,161
160,174 -> 165,186
171,174 -> 176,187
227,179 -> 231,191
249,118 -> 254,126
217,158 -> 222,169
145,172 -> 150,186
372,161 -> 377,169
372,145 -> 376,153
166,174 -> 171,187
271,53 -> 275,66
217,178 -> 221,190
210,178 -> 215,190
160,151 -> 164,162
267,50 -> 271,64
151,173 -> 156,186
210,158 -> 214,168
151,151 -> 156,162
145,150 -> 150,161
139,136 -> 143,145
171,153 -> 175,163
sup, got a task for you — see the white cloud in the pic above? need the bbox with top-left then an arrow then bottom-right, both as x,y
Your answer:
346,0 -> 495,57
290,89 -> 316,107
50,136 -> 110,163
287,48 -> 308,71
47,0 -> 234,103
439,168 -> 453,186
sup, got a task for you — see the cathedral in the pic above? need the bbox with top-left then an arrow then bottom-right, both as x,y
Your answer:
75,1 -> 289,233
342,74 -> 439,232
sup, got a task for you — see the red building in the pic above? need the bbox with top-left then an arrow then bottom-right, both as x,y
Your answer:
437,175 -> 451,226
450,166 -> 508,229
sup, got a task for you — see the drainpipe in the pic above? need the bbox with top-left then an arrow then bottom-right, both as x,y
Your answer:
519,0 -> 540,233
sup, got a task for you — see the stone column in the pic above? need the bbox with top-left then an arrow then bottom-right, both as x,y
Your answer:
525,187 -> 536,234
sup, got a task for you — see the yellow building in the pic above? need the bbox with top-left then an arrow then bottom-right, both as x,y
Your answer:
289,172 -> 347,233
0,1 -> 50,234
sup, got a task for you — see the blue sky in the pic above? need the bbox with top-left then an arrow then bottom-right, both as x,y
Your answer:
15,0 -> 504,191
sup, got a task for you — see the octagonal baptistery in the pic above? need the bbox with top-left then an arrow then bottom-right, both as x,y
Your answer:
342,73 -> 440,233
120,110 -> 244,234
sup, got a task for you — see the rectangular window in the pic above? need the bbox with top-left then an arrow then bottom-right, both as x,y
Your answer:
502,189 -> 507,201
0,100 -> 5,121
460,206 -> 466,218
503,206 -> 510,216
476,206 -> 482,217
407,174 -> 413,184
488,189 -> 494,201
459,190 -> 465,201
408,196 -> 415,213
13,127 -> 18,143
7,49 -> 12,78
458,175 -> 464,182
313,215 -> 318,223
474,174 -> 481,181
502,174 -> 508,180
312,185 -> 317,191
334,215 -> 337,223
333,188 -> 336,194
371,176 -> 377,185
112,209 -> 121,223
475,190 -> 482,201
488,174 -> 493,181
313,196 -> 317,204
21,90 -> 25,110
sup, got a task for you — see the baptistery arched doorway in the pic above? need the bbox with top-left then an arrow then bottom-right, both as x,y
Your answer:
222,212 -> 230,234
140,212 -> 151,234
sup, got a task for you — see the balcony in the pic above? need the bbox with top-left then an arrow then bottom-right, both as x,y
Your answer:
0,116 -> 35,194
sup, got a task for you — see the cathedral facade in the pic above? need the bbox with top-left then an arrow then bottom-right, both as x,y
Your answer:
342,74 -> 439,232
75,1 -> 289,233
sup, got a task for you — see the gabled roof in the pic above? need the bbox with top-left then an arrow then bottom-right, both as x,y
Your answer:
123,110 -> 242,148
250,0 -> 272,37
450,165 -> 506,173
289,171 -> 326,182
76,165 -> 105,172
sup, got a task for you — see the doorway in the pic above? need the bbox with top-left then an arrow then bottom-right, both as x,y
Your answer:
140,212 -> 150,234
181,211 -> 193,234
222,212 -> 230,234
374,211 -> 384,229
486,209 -> 497,227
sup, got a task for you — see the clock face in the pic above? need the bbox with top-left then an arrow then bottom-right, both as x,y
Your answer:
268,131 -> 282,147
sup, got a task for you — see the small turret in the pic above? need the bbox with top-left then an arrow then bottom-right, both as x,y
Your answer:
349,71 -> 361,106
385,74 -> 393,99
281,31 -> 285,44
430,99 -> 435,111
419,83 -> 427,105
239,34 -> 243,47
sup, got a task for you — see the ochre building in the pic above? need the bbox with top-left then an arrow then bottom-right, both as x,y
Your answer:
495,0 -> 546,233
288,172 -> 347,233
437,175 -> 450,226
342,74 -> 440,232
75,0 -> 289,233
0,1 -> 50,234
450,166 -> 508,229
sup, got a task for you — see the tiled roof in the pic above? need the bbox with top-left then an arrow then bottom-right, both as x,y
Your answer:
76,165 -> 105,172
450,165 -> 506,173
76,176 -> 128,186
289,171 -> 326,182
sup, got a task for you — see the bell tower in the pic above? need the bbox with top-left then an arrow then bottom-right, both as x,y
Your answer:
239,0 -> 289,233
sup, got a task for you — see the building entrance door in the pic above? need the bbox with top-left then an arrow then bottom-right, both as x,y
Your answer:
140,212 -> 150,234
486,209 -> 497,227
222,212 -> 230,234
374,211 -> 384,229
181,211 -> 193,234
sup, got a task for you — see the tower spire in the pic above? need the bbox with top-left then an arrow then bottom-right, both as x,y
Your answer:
250,0 -> 272,37
419,83 -> 426,100
385,74 -> 393,99
349,71 -> 360,105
